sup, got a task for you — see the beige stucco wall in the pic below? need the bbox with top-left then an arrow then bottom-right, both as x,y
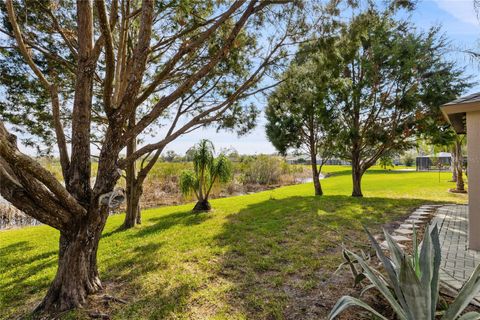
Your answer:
467,111 -> 480,250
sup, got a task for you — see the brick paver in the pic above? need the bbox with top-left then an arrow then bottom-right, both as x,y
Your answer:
432,204 -> 479,291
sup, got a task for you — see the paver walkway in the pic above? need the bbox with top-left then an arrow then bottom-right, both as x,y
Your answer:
432,204 -> 479,292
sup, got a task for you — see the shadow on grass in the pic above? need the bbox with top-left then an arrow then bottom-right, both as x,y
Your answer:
104,241 -> 167,282
0,241 -> 32,266
212,194 -> 448,319
0,241 -> 57,290
102,208 -> 210,239
324,168 -> 421,178
101,223 -> 200,318
131,209 -> 212,239
0,246 -> 57,317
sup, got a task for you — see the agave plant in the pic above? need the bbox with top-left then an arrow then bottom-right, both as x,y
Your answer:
329,225 -> 480,320
179,139 -> 232,211
335,246 -> 371,288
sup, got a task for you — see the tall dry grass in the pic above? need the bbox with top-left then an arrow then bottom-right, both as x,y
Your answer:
0,157 -> 311,228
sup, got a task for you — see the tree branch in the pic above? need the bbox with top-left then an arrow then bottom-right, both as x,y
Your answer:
5,0 -> 50,88
0,160 -> 71,231
95,0 -> 116,113
0,121 -> 86,218
135,0 -> 247,107
5,0 -> 71,178
116,0 -> 154,118
127,0 -> 261,142
36,0 -> 78,60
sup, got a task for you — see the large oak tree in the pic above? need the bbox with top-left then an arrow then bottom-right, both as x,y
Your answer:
0,0 -> 302,314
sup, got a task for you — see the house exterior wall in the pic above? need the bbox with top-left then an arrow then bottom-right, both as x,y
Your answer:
466,111 -> 480,250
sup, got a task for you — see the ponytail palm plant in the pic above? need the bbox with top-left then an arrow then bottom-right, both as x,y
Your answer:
180,140 -> 232,211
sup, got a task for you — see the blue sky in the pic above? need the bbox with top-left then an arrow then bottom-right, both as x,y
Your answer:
157,0 -> 480,156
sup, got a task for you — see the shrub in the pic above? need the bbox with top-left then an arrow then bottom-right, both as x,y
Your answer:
240,155 -> 283,185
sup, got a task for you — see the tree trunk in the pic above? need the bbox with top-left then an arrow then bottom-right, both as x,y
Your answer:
310,153 -> 323,196
35,219 -> 104,313
136,202 -> 142,224
451,165 -> 458,182
124,183 -> 142,228
124,113 -> 141,228
450,145 -> 458,182
455,140 -> 465,192
193,199 -> 211,212
457,165 -> 465,191
352,156 -> 363,197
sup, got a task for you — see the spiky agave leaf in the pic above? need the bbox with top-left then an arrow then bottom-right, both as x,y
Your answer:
419,224 -> 441,318
334,247 -> 360,279
443,263 -> 480,320
331,226 -> 480,320
328,296 -> 389,320
412,224 -> 421,277
360,283 -> 377,297
347,250 -> 408,320
398,255 -> 429,319
334,248 -> 354,275
383,229 -> 406,271
364,227 -> 410,317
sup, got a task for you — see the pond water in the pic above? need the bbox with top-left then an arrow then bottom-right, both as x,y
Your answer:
295,173 -> 325,184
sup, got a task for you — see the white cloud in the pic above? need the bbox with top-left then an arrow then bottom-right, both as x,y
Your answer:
433,0 -> 480,27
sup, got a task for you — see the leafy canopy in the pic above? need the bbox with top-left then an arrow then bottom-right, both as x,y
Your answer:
331,8 -> 470,167
265,36 -> 340,158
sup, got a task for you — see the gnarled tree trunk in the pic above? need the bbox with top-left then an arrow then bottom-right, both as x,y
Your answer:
35,206 -> 109,313
2,0 -> 296,316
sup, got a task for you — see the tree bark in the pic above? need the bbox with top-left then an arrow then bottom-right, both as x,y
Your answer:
124,148 -> 163,227
310,152 -> 323,196
124,182 -> 142,228
455,139 -> 465,192
450,145 -> 458,182
35,208 -> 107,313
123,113 -> 141,228
351,155 -> 364,197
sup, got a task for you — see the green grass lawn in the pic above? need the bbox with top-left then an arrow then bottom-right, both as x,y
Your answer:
0,166 -> 467,319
